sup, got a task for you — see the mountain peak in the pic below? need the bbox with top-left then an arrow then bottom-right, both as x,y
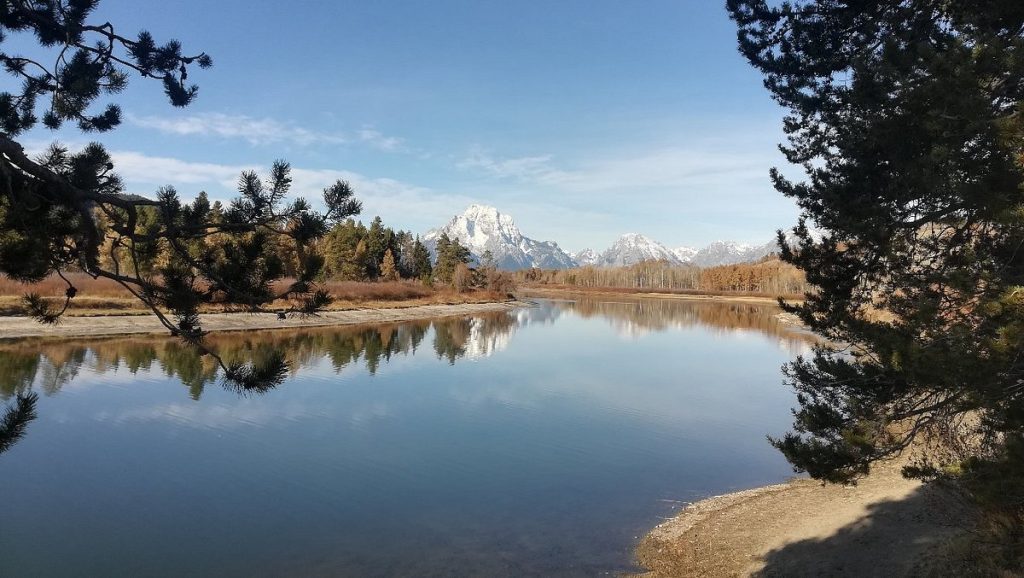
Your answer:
462,203 -> 502,219
424,205 -> 574,270
598,233 -> 680,266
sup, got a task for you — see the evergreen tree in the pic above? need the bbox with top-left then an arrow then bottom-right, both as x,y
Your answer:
396,231 -> 416,278
365,216 -> 387,279
412,236 -> 433,281
728,0 -> 1024,500
434,234 -> 471,284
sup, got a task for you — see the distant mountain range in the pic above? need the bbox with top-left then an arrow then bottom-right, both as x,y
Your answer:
424,204 -> 814,270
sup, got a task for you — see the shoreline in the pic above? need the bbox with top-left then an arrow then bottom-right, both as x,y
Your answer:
0,300 -> 525,340
633,457 -> 975,577
520,286 -> 798,306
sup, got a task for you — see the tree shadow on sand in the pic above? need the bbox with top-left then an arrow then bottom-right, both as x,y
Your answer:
754,483 -> 975,578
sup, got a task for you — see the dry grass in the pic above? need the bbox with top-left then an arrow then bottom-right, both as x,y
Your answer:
0,274 -> 508,316
521,283 -> 805,301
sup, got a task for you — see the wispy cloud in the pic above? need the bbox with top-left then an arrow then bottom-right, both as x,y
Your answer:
106,149 -> 476,233
456,147 -> 558,181
127,112 -> 355,147
457,145 -> 781,193
357,128 -> 405,151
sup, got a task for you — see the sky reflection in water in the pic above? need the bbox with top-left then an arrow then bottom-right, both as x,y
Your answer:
0,297 -> 815,577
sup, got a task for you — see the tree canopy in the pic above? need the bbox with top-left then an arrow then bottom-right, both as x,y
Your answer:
728,0 -> 1024,506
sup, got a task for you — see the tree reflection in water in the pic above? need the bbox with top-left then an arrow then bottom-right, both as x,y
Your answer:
0,298 -> 816,455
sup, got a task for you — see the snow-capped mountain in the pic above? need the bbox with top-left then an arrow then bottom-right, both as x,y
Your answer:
423,204 -> 821,270
595,233 -> 685,267
571,248 -> 600,266
423,204 -> 576,270
691,241 -> 764,267
671,246 -> 698,263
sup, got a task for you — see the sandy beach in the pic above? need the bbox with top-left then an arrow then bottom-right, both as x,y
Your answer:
634,457 -> 976,577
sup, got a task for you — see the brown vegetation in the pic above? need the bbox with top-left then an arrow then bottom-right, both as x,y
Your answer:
516,257 -> 810,299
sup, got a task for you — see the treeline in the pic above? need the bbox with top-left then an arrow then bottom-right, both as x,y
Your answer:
516,257 -> 810,297
95,198 -> 511,292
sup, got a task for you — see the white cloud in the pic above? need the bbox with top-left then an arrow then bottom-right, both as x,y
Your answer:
111,150 -> 253,189
128,112 -> 348,146
128,113 -> 411,154
106,149 -> 475,233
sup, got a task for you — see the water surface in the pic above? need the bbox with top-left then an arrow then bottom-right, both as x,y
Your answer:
1,297 -> 814,576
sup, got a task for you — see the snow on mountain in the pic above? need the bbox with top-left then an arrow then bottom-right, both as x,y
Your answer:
422,205 -> 823,270
671,246 -> 698,263
595,233 -> 684,267
423,204 -> 576,270
690,240 -> 761,267
571,248 -> 600,266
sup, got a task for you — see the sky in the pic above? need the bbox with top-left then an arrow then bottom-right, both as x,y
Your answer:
13,0 -> 803,253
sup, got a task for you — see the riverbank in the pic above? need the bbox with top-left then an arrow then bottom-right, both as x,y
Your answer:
0,300 -> 524,340
634,456 -> 977,577
520,285 -> 798,306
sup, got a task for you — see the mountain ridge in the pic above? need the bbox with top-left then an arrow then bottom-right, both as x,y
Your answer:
423,204 -> 816,270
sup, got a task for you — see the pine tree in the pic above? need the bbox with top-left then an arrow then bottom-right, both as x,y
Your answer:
729,0 -> 1024,496
434,234 -> 471,284
412,237 -> 433,281
365,216 -> 387,279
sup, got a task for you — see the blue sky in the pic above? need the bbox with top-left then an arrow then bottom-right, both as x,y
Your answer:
15,0 -> 801,252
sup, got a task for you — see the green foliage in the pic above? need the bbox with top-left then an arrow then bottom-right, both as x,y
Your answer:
433,232 -> 470,284
412,236 -> 433,281
729,0 -> 1024,487
0,0 -> 211,136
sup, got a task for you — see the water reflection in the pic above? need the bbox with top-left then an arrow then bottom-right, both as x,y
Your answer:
0,297 -> 818,576
549,296 -> 815,353
0,312 -> 522,402
0,298 -> 812,403
0,298 -> 813,458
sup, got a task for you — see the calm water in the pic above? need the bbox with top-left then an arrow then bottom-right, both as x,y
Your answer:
0,297 -> 814,577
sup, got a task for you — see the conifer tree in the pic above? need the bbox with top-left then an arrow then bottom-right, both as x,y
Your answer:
728,0 -> 1024,500
412,236 -> 432,281
434,233 -> 470,284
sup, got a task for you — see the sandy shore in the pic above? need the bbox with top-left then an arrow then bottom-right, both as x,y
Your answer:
0,300 -> 525,340
634,457 -> 976,577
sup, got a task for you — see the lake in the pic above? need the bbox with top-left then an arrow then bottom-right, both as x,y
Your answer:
0,296 -> 814,577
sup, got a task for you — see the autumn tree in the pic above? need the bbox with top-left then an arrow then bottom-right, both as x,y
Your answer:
729,0 -> 1024,519
380,248 -> 398,281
